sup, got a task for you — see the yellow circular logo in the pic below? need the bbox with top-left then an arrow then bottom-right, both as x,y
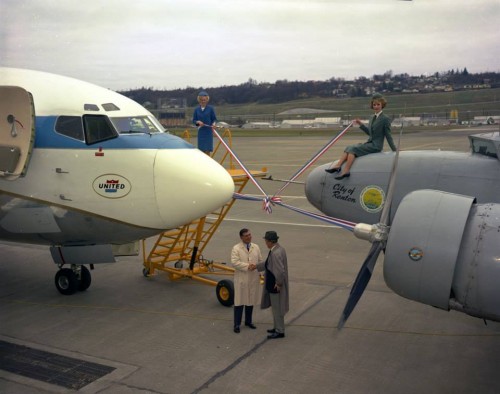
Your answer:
360,186 -> 385,213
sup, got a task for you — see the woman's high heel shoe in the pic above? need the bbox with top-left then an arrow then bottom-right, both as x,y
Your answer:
335,172 -> 350,180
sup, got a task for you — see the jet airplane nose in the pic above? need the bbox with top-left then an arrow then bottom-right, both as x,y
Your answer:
154,149 -> 234,229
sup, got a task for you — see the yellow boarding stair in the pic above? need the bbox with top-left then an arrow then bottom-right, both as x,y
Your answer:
142,128 -> 266,306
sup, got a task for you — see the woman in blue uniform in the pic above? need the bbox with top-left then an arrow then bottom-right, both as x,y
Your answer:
192,91 -> 217,155
326,93 -> 396,179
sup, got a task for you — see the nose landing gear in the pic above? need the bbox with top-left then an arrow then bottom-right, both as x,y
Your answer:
54,265 -> 92,295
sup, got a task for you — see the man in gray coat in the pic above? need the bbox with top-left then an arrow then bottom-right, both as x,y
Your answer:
256,231 -> 289,339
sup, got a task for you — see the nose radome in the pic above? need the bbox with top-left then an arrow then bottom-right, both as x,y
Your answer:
305,165 -> 327,212
154,149 -> 234,229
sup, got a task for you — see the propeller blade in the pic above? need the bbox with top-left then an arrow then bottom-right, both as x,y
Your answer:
338,115 -> 404,330
337,241 -> 384,329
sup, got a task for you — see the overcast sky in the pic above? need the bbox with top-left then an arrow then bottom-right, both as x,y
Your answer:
1,0 -> 499,91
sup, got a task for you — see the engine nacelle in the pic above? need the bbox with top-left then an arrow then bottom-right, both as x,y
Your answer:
384,190 -> 500,322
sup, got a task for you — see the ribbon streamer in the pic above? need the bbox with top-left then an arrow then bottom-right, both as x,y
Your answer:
213,124 -> 357,225
273,121 -> 354,198
233,192 -> 356,231
211,127 -> 273,213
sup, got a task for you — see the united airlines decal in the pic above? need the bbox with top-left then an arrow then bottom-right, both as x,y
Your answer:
93,174 -> 131,198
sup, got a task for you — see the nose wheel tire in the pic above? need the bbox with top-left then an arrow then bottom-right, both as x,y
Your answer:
55,266 -> 92,294
216,279 -> 234,307
78,265 -> 92,291
55,268 -> 78,295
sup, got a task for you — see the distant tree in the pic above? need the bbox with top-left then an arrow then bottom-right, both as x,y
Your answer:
119,68 -> 500,107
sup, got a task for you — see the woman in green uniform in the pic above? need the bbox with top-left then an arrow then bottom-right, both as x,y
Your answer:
326,93 -> 396,180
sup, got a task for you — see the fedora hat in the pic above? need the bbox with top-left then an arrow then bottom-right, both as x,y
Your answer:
263,231 -> 279,241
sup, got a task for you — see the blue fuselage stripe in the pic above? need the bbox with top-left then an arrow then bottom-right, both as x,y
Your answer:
35,116 -> 194,149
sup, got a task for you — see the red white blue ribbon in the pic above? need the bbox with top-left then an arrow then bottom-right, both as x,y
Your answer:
273,121 -> 354,198
212,125 -> 357,228
212,127 -> 274,213
233,192 -> 356,231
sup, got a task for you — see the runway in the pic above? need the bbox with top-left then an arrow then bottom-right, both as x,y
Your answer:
1,127 -> 500,394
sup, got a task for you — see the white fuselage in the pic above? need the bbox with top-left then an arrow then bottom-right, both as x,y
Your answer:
0,68 -> 234,246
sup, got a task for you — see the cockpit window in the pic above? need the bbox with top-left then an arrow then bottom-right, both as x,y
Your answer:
110,116 -> 165,134
102,103 -> 120,111
55,116 -> 85,141
83,115 -> 118,145
84,104 -> 100,111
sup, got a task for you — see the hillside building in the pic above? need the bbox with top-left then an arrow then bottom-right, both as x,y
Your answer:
149,97 -> 187,128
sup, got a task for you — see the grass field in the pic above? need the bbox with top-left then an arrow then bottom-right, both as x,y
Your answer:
186,87 -> 500,124
169,123 -> 485,138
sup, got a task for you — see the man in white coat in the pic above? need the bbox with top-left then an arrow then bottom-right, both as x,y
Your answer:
231,228 -> 262,333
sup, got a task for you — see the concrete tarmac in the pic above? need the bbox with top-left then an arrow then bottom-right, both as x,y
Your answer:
1,127 -> 500,394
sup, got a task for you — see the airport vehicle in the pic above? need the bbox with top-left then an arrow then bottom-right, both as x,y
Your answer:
305,130 -> 500,325
0,68 -> 234,295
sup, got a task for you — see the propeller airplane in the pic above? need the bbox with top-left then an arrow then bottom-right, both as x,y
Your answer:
0,67 -> 234,295
305,128 -> 500,326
